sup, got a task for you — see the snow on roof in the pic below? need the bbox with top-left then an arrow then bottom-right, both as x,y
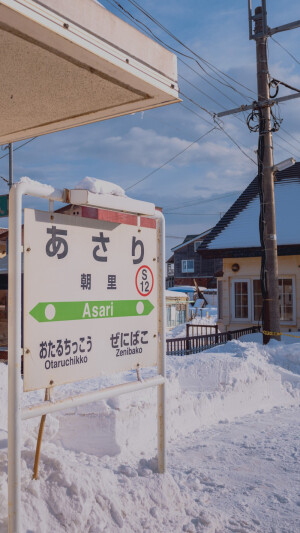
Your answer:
165,290 -> 188,299
168,286 -> 195,293
171,229 -> 212,252
200,163 -> 300,250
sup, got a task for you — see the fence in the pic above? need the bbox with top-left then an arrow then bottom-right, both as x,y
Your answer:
166,326 -> 260,356
186,323 -> 218,337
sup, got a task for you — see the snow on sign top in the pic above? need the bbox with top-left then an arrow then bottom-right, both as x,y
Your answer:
75,177 -> 125,197
0,0 -> 179,144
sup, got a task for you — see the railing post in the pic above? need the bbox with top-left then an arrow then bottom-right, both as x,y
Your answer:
186,325 -> 191,354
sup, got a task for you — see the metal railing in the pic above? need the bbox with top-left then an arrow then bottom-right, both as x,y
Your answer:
166,326 -> 260,356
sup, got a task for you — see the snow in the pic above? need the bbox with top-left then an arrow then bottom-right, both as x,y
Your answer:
165,290 -> 188,299
75,177 -> 125,197
167,307 -> 217,338
209,179 -> 300,249
19,177 -> 56,195
1,330 -> 300,531
168,286 -> 196,293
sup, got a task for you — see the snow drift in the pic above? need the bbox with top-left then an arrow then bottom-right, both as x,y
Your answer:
0,337 -> 300,531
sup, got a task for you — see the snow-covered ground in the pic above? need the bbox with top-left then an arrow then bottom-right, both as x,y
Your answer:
0,331 -> 300,532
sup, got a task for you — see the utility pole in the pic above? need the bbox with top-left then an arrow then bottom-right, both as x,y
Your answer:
216,1 -> 300,344
254,5 -> 280,343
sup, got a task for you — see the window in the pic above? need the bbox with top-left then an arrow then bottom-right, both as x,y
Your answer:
182,259 -> 194,273
232,277 -> 295,324
232,280 -> 250,320
279,279 -> 294,322
194,241 -> 201,252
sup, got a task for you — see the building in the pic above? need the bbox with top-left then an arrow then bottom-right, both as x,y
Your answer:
0,0 -> 179,144
167,230 -> 222,289
198,162 -> 300,333
165,290 -> 189,329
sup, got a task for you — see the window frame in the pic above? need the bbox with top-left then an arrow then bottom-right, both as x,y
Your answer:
250,276 -> 296,325
231,279 -> 251,322
181,259 -> 194,273
278,276 -> 296,325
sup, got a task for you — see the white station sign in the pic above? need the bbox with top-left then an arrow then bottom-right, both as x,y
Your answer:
23,208 -> 158,391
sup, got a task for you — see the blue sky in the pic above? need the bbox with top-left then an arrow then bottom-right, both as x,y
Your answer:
0,0 -> 300,258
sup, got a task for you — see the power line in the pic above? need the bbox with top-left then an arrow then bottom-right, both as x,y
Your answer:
179,74 -> 228,112
179,101 -> 214,129
179,98 -> 257,166
124,0 -> 256,99
166,235 -> 186,238
179,90 -> 217,121
125,127 -> 216,192
165,212 -> 222,215
0,138 -> 37,160
273,138 -> 299,159
163,190 -> 241,211
274,132 -> 300,158
280,125 -> 300,150
178,58 -> 241,109
270,35 -> 300,66
101,0 -> 255,102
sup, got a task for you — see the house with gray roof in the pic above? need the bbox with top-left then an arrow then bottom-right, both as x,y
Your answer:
167,230 -> 222,289
198,162 -> 300,333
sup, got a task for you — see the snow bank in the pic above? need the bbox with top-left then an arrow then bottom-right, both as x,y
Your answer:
1,338 -> 300,531
75,177 -> 125,196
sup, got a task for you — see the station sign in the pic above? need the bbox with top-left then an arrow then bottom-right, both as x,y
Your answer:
0,194 -> 8,217
23,208 -> 158,391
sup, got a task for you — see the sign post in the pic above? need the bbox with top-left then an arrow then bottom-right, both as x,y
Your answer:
8,181 -> 166,533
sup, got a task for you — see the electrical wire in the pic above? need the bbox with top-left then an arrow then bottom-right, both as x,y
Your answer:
180,97 -> 257,166
273,138 -> 299,159
101,0 -> 255,102
270,35 -> 300,66
165,212 -> 222,216
179,74 -> 228,112
179,75 -> 249,129
178,58 -> 241,109
125,127 -> 216,192
163,191 -> 241,211
124,0 -> 256,99
280,125 -> 300,150
179,91 -> 217,122
166,235 -> 186,239
274,132 -> 300,158
0,138 -> 37,160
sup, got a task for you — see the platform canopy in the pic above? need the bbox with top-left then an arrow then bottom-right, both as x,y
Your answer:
0,0 -> 179,143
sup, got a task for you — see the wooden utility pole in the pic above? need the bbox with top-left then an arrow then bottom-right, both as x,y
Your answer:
217,1 -> 300,344
254,6 -> 280,343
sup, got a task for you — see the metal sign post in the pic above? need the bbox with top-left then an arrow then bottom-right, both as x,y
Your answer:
8,181 -> 166,533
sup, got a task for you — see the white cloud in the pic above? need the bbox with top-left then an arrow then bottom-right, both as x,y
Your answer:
102,126 -> 255,174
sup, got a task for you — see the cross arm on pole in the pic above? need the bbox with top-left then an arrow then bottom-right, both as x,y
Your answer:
268,20 -> 300,36
216,92 -> 300,118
